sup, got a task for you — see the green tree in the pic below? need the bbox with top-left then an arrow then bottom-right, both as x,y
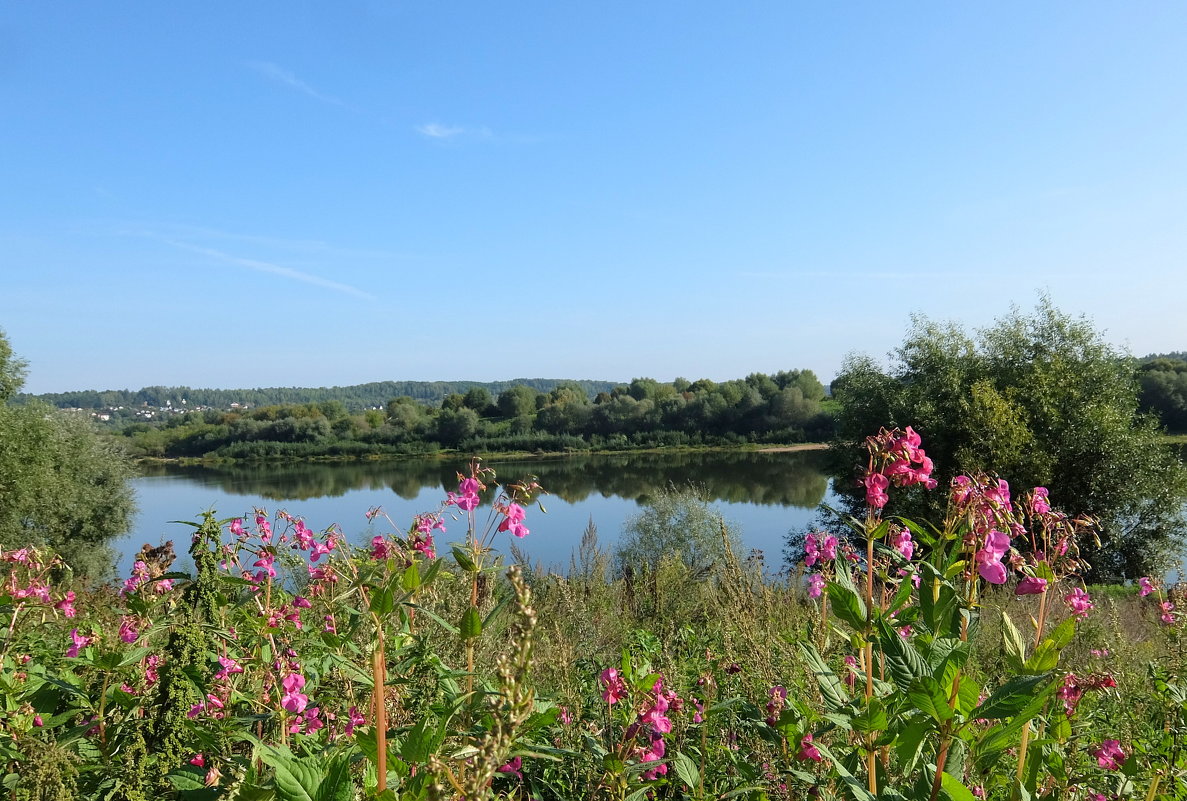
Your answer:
615,483 -> 742,574
829,299 -> 1187,579
0,329 -> 135,576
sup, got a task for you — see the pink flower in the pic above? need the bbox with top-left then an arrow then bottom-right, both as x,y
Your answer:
190,754 -> 205,767
65,628 -> 91,658
497,756 -> 523,779
497,503 -> 529,538
1090,739 -> 1125,770
281,673 -> 309,714
1014,576 -> 1048,595
864,472 -> 890,509
892,529 -> 914,560
119,617 -> 140,644
1160,600 -> 1176,625
54,591 -> 76,618
796,732 -> 822,762
1031,487 -> 1051,515
33,715 -> 43,727
599,667 -> 627,705
345,705 -> 366,735
215,656 -> 243,680
803,532 -> 820,567
449,478 -> 482,511
1065,587 -> 1094,618
370,536 -> 390,560
1138,576 -> 1154,597
807,573 -> 825,599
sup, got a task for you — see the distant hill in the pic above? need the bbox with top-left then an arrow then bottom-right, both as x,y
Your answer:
19,378 -> 622,411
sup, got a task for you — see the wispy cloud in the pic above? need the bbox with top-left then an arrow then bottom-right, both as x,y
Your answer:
415,122 -> 493,140
161,239 -> 375,300
249,61 -> 350,108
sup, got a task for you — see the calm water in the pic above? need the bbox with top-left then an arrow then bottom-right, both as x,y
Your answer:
120,451 -> 835,577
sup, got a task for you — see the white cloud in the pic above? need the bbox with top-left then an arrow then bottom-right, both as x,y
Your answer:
416,122 -> 466,139
161,239 -> 375,300
249,61 -> 349,108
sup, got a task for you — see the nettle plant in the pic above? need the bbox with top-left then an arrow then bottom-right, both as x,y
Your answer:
795,427 -> 1167,801
0,461 -> 552,801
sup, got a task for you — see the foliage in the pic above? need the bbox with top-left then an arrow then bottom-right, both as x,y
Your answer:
830,299 -> 1187,579
0,329 -> 135,577
3,425 -> 1186,800
110,369 -> 835,460
615,484 -> 743,575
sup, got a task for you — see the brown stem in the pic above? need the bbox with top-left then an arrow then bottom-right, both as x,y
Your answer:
1016,589 -> 1050,785
373,633 -> 387,792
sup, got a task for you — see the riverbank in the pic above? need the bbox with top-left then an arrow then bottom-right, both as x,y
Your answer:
134,440 -> 833,468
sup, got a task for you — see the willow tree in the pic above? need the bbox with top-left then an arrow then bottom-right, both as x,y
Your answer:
829,299 -> 1187,579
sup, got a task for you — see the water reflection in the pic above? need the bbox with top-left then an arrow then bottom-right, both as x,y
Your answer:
138,450 -> 830,509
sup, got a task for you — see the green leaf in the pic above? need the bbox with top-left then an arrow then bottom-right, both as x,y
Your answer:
895,719 -> 930,771
908,677 -> 953,723
877,620 -> 928,691
400,563 -> 420,592
671,750 -> 700,790
258,746 -> 319,801
459,605 -> 482,639
814,743 -> 877,801
313,756 -> 353,801
369,587 -> 395,616
798,641 -> 849,711
827,581 -> 868,631
973,674 -> 1051,720
1046,617 -> 1076,649
956,676 -> 982,717
451,545 -> 478,573
851,697 -> 888,733
939,771 -> 977,801
1001,611 -> 1026,670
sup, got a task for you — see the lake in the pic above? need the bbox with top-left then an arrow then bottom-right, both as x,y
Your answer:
119,450 -> 835,577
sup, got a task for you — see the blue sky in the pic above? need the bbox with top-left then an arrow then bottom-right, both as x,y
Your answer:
3,2 -> 1186,394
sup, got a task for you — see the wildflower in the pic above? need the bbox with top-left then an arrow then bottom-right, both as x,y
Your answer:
1090,648 -> 1110,658
65,628 -> 92,658
765,685 -> 787,726
599,667 -> 627,705
1090,739 -> 1125,770
145,654 -> 162,684
1064,587 -> 1094,618
116,617 -> 141,645
448,477 -> 482,511
1014,576 -> 1048,595
892,529 -> 914,560
1139,576 -> 1155,597
54,591 -> 77,618
292,520 -> 315,550
33,715 -> 43,727
370,536 -> 390,560
796,732 -> 822,762
864,472 -> 890,509
1160,600 -> 1176,625
190,754 -> 205,767
843,655 -> 858,691
497,756 -> 523,779
345,706 -> 365,735
497,502 -> 530,538
205,765 -> 222,788
229,518 -> 247,538
281,673 -> 309,714
1057,674 -> 1083,715
691,699 -> 704,723
807,573 -> 825,599
214,656 -> 243,680
804,532 -> 820,566
1031,487 -> 1051,515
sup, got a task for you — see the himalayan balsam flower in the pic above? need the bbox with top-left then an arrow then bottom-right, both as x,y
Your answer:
599,667 -> 627,705
65,629 -> 92,658
1161,600 -> 1176,625
892,529 -> 914,560
796,733 -> 822,762
1065,587 -> 1094,618
54,591 -> 77,618
497,756 -> 523,779
118,617 -> 139,644
1138,576 -> 1155,597
1014,576 -> 1048,595
1091,739 -> 1125,770
807,574 -> 825,599
975,529 -> 1011,585
281,673 -> 309,714
497,503 -> 530,538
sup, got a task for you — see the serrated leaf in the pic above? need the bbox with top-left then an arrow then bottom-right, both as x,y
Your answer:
896,719 -> 930,771
313,756 -> 353,801
258,746 -> 319,801
878,620 -> 928,691
909,677 -> 953,723
671,750 -> 699,789
973,674 -> 1050,720
851,697 -> 888,733
459,605 -> 482,639
798,641 -> 849,711
827,582 -> 868,631
451,545 -> 477,573
401,563 -> 420,592
1001,611 -> 1026,670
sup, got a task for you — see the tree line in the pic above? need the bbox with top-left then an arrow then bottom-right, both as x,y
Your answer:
115,370 -> 834,459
